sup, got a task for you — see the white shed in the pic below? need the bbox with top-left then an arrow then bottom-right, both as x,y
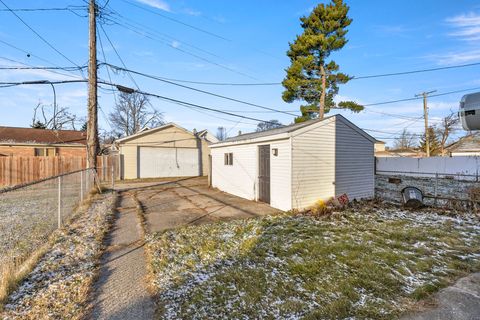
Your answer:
210,115 -> 376,211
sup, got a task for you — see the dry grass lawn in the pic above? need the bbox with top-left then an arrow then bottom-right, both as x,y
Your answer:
146,204 -> 480,319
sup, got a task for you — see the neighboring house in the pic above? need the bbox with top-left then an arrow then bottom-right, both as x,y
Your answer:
374,140 -> 388,157
375,148 -> 426,158
375,140 -> 386,153
116,123 -> 217,179
0,126 -> 87,157
446,133 -> 480,156
210,115 -> 376,211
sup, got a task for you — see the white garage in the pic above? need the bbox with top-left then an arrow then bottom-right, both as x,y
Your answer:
210,115 -> 376,211
138,147 -> 200,178
116,123 -> 217,180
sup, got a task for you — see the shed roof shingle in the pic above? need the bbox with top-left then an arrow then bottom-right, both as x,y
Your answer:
216,114 -> 375,144
0,126 -> 87,145
220,116 -> 335,143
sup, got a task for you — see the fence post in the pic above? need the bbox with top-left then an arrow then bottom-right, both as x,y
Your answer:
80,170 -> 84,201
86,169 -> 90,194
58,175 -> 62,229
434,173 -> 438,206
111,158 -> 115,192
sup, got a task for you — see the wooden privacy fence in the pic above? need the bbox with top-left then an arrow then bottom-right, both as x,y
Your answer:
0,155 -> 120,187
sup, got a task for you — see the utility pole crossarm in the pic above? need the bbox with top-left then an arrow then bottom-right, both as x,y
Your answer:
415,90 -> 437,157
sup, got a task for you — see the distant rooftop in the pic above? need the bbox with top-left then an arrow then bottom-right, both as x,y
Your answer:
0,126 -> 87,145
447,133 -> 480,152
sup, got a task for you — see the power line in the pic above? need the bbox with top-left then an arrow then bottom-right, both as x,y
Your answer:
123,61 -> 480,86
99,23 -> 162,119
103,17 -> 256,79
0,7 -> 86,12
106,10 -> 223,60
0,64 -> 87,71
97,27 -> 118,106
103,62 -> 298,117
136,89 -> 282,125
119,0 -> 230,42
1,78 -> 475,127
0,0 -> 83,71
0,40 -> 84,79
353,62 -> 480,80
0,79 -> 88,86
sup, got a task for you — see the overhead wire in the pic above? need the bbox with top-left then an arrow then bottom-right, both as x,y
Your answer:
0,78 -> 472,129
103,62 -> 298,117
99,22 -> 166,122
105,10 -> 223,60
0,0 -> 84,74
0,7 -> 85,12
103,16 -> 256,79
0,40 -> 85,79
93,61 -> 480,86
119,0 -> 230,41
97,27 -> 117,106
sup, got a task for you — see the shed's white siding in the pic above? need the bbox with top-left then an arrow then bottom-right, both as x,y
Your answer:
211,138 -> 292,211
334,119 -> 375,200
291,118 -> 336,209
211,115 -> 374,211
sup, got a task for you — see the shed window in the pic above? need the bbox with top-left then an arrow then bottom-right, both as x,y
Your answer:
224,153 -> 233,165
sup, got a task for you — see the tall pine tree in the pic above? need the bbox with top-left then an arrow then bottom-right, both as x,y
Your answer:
419,127 -> 441,156
282,0 -> 362,122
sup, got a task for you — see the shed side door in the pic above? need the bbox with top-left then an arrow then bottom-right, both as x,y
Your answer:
258,145 -> 270,203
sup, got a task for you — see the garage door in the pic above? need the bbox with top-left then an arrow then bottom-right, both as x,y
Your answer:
139,147 -> 200,178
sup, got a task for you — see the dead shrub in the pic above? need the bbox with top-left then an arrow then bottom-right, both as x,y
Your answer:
308,200 -> 333,217
468,187 -> 480,213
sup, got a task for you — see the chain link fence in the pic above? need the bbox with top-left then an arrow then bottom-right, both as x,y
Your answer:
0,168 -> 96,292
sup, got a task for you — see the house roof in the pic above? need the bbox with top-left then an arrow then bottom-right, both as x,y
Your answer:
0,126 -> 87,145
446,133 -> 480,153
214,114 -> 376,145
196,129 -> 219,143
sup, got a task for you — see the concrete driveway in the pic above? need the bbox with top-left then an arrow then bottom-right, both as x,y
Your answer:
117,176 -> 281,233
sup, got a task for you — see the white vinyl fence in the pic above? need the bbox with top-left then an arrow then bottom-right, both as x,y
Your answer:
376,156 -> 480,181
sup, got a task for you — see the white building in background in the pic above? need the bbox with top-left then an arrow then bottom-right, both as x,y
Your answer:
210,114 -> 376,211
116,123 -> 217,179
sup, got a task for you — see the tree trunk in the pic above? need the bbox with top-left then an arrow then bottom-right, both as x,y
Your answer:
319,65 -> 326,120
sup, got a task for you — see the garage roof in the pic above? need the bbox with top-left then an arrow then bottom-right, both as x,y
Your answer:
116,123 -> 192,143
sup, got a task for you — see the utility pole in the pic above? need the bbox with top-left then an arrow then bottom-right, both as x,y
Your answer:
87,0 -> 99,171
415,90 -> 437,157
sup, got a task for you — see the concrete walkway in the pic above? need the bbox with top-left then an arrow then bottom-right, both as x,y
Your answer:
401,273 -> 480,320
91,191 -> 155,320
133,177 -> 281,233
90,177 -> 280,319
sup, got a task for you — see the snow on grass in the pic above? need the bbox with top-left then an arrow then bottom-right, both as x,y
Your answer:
0,184 -> 82,272
147,204 -> 480,319
0,193 -> 114,319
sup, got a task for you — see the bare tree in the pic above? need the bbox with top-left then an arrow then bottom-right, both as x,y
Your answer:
31,102 -> 82,130
394,129 -> 417,150
108,92 -> 164,137
216,126 -> 227,141
256,120 -> 283,132
435,111 -> 460,155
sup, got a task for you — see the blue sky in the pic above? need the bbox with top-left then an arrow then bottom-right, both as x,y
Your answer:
1,0 -> 480,145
